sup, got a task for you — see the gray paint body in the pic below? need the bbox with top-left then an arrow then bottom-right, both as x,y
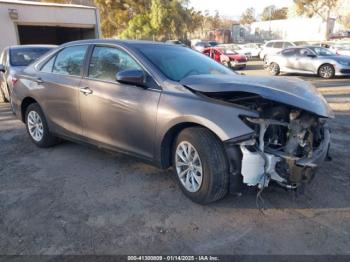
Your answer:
11,39 -> 332,168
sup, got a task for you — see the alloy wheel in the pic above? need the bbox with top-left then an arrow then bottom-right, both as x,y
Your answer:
27,111 -> 44,142
175,141 -> 203,192
319,65 -> 334,78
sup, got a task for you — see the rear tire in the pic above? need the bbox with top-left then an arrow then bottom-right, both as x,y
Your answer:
25,103 -> 59,148
269,62 -> 280,76
173,127 -> 229,204
318,64 -> 335,79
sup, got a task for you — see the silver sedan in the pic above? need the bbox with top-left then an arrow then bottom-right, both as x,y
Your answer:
266,46 -> 350,79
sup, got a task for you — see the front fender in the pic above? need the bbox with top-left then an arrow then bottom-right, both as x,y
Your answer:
154,91 -> 258,164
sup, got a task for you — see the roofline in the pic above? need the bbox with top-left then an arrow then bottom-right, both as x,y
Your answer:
0,0 -> 96,10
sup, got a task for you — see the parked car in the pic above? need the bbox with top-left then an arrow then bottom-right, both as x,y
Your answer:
192,41 -> 211,52
238,43 -> 262,58
12,39 -> 332,204
266,46 -> 350,78
328,42 -> 350,56
202,46 -> 247,69
217,44 -> 252,59
193,41 -> 218,52
259,40 -> 309,62
0,45 -> 56,108
165,40 -> 187,47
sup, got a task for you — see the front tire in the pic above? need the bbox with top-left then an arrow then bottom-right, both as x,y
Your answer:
318,64 -> 335,79
25,103 -> 59,147
269,62 -> 280,76
173,127 -> 229,204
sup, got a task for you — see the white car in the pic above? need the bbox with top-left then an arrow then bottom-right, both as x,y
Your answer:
259,40 -> 308,62
329,42 -> 350,56
239,43 -> 262,57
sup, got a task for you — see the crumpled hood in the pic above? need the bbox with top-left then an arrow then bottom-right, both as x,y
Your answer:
180,74 -> 334,118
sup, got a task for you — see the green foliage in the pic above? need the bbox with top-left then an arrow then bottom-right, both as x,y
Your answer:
293,0 -> 338,20
261,5 -> 288,21
240,7 -> 256,25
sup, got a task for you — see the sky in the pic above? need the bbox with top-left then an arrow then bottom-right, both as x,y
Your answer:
189,0 -> 294,20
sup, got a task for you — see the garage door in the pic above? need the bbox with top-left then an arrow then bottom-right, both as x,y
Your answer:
17,25 -> 96,45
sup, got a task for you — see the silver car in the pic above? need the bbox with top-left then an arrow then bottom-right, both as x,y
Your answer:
266,46 -> 350,79
0,45 -> 56,107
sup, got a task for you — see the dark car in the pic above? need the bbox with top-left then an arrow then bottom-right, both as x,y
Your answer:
0,45 -> 56,107
12,40 -> 333,204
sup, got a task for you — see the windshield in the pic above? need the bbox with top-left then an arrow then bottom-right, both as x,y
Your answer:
309,47 -> 335,56
139,45 -> 235,81
10,47 -> 52,66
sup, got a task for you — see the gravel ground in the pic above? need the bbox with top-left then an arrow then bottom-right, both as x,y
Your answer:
0,61 -> 350,255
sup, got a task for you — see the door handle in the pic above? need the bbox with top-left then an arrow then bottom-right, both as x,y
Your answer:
80,87 -> 93,95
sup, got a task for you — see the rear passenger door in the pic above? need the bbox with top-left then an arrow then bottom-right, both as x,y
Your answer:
36,45 -> 89,136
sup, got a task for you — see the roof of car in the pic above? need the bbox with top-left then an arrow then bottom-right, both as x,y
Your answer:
60,39 -> 177,48
9,44 -> 57,50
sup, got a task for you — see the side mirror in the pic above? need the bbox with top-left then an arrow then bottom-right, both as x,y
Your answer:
0,64 -> 5,73
116,69 -> 145,87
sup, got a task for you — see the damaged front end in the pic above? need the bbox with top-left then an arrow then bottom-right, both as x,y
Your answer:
181,74 -> 333,191
213,93 -> 331,190
239,110 -> 331,189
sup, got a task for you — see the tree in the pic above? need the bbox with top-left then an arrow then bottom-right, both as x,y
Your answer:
261,5 -> 288,21
293,0 -> 339,39
240,7 -> 256,25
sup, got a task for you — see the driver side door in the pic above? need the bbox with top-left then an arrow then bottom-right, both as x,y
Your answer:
79,45 -> 161,159
295,48 -> 316,73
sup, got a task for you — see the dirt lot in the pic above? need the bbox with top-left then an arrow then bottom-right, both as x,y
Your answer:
1,61 -> 350,255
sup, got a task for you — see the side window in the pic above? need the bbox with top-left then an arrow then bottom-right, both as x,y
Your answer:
273,42 -> 283,48
266,42 -> 274,48
282,49 -> 296,57
298,48 -> 312,56
284,42 -> 293,48
41,55 -> 56,73
88,46 -> 142,82
53,45 -> 88,76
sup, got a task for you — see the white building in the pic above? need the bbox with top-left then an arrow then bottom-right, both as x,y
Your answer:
0,0 -> 100,52
249,17 -> 343,42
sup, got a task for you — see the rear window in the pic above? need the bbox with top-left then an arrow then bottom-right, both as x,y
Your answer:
9,47 -> 52,66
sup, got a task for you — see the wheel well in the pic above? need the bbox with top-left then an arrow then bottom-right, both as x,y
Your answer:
318,63 -> 334,75
160,123 -> 221,169
21,97 -> 37,122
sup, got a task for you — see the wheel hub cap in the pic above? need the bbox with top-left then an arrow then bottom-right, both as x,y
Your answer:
175,141 -> 203,192
27,111 -> 44,142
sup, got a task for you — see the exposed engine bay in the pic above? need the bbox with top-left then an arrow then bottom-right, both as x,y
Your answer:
203,91 -> 331,190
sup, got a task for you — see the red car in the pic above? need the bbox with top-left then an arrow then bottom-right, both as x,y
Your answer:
202,47 -> 247,69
